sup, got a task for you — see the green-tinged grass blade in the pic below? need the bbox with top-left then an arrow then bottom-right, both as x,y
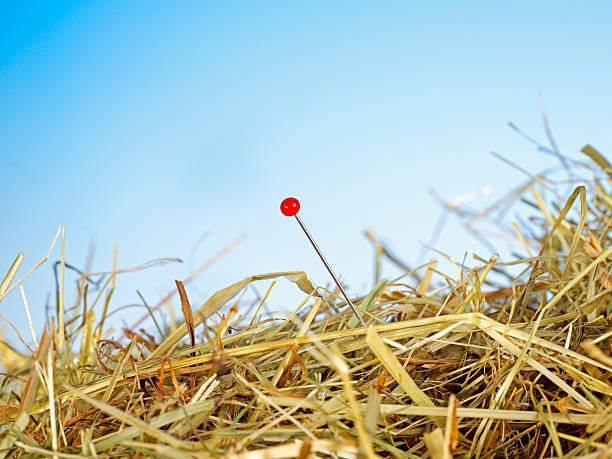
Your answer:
93,400 -> 213,451
0,330 -> 51,459
348,278 -> 387,328
581,144 -> 612,178
366,326 -> 435,409
149,271 -> 317,360
63,384 -> 195,451
101,339 -> 135,404
0,252 -> 24,303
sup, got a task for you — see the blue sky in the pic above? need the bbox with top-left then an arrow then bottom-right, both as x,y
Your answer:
1,1 -> 611,341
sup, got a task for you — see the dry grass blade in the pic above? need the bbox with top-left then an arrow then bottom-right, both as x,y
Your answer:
176,279 -> 196,388
126,234 -> 245,335
175,281 -> 196,350
149,271 -> 316,360
0,252 -> 24,301
0,226 -> 61,303
58,226 -> 66,349
582,144 -> 612,179
19,285 -> 38,348
226,439 -> 358,459
93,400 -> 214,452
0,329 -> 51,459
366,326 -> 435,409
444,394 -> 459,456
423,428 -> 445,459
63,384 -> 191,451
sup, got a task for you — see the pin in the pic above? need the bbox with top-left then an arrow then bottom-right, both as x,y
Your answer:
280,197 -> 366,327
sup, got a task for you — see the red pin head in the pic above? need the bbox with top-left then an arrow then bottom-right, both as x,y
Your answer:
280,197 -> 300,216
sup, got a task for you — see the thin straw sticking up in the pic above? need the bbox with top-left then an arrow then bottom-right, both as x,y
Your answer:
58,226 -> 65,349
126,234 -> 245,336
1,227 -> 62,303
47,345 -> 58,459
176,280 -> 196,389
0,253 -> 24,302
19,285 -> 37,349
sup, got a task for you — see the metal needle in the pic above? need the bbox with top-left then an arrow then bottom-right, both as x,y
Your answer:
294,214 -> 366,326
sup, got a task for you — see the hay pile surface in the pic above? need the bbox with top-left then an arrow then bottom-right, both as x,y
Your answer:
1,143 -> 612,458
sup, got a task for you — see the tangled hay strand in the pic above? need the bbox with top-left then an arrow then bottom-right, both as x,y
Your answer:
1,143 -> 612,458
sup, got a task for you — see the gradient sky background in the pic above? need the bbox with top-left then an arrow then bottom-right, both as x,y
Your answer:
1,1 -> 611,344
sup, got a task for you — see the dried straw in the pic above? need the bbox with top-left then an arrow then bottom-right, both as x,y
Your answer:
1,140 -> 612,458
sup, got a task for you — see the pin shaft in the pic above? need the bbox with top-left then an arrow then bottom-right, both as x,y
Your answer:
294,214 -> 366,327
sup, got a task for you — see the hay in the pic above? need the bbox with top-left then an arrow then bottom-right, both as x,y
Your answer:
1,142 -> 612,458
